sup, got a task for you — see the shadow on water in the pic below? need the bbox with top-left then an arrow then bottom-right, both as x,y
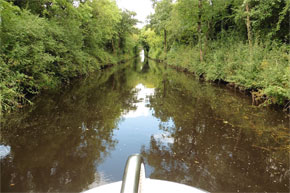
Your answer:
1,63 -> 139,192
1,57 -> 289,192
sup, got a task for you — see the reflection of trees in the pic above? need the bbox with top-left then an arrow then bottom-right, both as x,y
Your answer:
120,58 -> 164,90
142,65 -> 289,192
1,64 -> 138,192
2,59 -> 288,192
141,57 -> 150,73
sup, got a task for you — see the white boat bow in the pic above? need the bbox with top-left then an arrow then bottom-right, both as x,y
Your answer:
84,179 -> 207,193
83,154 -> 208,193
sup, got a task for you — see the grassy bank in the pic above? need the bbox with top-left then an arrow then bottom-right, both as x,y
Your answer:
147,35 -> 290,108
140,0 -> 289,109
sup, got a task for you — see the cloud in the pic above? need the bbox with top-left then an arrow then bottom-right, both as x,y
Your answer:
116,0 -> 154,28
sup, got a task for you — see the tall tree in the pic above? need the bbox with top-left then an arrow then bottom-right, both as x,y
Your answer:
197,0 -> 203,61
149,0 -> 173,56
244,0 -> 252,48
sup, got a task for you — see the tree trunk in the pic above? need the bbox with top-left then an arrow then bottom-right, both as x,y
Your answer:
245,2 -> 252,48
204,21 -> 210,57
164,29 -> 167,55
111,39 -> 116,55
198,0 -> 203,62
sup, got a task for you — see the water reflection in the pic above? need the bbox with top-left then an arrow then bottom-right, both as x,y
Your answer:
1,64 -> 138,192
1,58 -> 289,192
140,50 -> 145,63
0,145 -> 11,159
123,84 -> 154,118
141,65 -> 290,192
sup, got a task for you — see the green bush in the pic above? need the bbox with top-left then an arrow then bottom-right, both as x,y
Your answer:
164,34 -> 290,105
0,0 -> 138,114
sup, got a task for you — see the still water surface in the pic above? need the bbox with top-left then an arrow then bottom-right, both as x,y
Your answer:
1,58 -> 289,192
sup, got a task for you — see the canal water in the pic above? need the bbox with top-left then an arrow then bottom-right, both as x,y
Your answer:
1,58 -> 289,192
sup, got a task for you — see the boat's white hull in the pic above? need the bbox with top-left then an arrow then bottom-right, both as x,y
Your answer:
84,179 -> 206,193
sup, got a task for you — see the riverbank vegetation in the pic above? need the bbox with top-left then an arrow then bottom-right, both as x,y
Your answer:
140,0 -> 290,108
0,0 -> 139,114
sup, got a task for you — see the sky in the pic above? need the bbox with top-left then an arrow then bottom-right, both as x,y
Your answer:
116,0 -> 154,28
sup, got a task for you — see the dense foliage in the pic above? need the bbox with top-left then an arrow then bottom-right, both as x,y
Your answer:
141,0 -> 290,106
0,0 -> 139,114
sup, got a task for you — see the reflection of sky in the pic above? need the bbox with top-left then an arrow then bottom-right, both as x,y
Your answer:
140,50 -> 145,63
153,132 -> 174,144
97,83 -> 167,182
0,145 -> 11,159
123,84 -> 154,118
87,171 -> 112,190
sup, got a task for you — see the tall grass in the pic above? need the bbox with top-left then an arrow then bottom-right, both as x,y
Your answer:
166,34 -> 290,106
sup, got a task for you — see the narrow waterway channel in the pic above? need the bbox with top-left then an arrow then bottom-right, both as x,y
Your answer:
1,57 -> 289,192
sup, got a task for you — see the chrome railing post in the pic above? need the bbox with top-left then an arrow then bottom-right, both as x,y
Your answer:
120,154 -> 145,193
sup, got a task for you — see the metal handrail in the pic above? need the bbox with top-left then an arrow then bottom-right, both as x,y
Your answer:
120,154 -> 145,193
